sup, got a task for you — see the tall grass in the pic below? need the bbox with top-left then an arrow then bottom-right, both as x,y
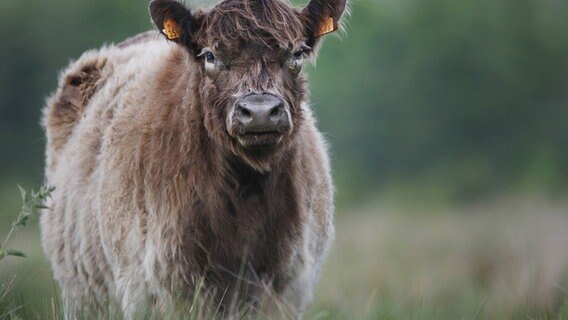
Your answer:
2,191 -> 568,319
1,186 -> 53,319
312,195 -> 568,319
0,186 -> 53,262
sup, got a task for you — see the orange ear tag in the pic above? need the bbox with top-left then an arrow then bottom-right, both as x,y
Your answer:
316,16 -> 336,37
163,18 -> 181,40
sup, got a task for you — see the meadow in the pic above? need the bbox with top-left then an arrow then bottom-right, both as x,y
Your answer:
2,189 -> 568,319
313,195 -> 568,319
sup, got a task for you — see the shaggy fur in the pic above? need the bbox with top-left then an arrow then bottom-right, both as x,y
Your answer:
40,0 -> 347,318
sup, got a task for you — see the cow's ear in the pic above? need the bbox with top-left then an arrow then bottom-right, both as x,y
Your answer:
302,0 -> 348,46
149,0 -> 195,45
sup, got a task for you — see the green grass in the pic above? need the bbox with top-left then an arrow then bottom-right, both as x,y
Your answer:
308,195 -> 568,319
2,191 -> 568,319
0,185 -> 53,261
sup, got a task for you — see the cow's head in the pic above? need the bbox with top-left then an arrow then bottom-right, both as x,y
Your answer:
150,0 -> 347,171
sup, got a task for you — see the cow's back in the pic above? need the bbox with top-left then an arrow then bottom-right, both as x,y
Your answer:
42,31 -> 165,172
40,31 -> 173,311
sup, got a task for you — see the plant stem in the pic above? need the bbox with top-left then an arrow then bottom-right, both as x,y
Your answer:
0,227 -> 17,256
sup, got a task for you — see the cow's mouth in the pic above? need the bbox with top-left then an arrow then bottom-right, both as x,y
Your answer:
237,131 -> 283,149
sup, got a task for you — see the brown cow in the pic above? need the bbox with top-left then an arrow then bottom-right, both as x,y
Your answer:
40,0 -> 347,318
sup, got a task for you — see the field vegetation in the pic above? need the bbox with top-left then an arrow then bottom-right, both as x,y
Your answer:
2,190 -> 568,319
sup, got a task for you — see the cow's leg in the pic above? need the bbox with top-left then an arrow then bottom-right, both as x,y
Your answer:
278,261 -> 319,319
61,287 -> 82,320
60,282 -> 94,320
61,280 -> 113,320
116,272 -> 152,319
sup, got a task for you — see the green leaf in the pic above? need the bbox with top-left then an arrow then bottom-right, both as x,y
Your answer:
6,249 -> 27,258
17,184 -> 26,202
15,215 -> 30,227
34,204 -> 50,210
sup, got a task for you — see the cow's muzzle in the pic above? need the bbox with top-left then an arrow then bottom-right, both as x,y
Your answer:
228,93 -> 291,149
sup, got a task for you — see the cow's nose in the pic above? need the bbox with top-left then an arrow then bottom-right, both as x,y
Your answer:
235,94 -> 288,133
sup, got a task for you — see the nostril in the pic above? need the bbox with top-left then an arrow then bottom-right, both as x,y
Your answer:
269,103 -> 284,120
241,108 -> 252,118
237,104 -> 252,120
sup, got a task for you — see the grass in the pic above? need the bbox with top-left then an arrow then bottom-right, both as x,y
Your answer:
309,195 -> 568,319
0,185 -> 54,320
0,186 -> 53,261
2,190 -> 568,319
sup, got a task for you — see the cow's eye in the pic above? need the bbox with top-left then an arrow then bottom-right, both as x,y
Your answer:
205,52 -> 215,63
292,45 -> 311,60
198,49 -> 217,64
198,48 -> 222,77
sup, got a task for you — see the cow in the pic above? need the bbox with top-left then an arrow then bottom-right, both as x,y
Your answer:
40,0 -> 347,318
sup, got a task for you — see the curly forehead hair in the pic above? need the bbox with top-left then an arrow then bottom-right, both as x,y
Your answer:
197,0 -> 306,49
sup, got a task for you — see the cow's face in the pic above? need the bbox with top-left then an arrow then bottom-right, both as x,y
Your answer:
150,0 -> 347,171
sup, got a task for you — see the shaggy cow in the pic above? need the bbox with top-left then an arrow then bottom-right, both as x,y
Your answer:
40,0 -> 347,318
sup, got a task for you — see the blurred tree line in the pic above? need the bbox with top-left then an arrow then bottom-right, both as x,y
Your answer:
0,0 -> 567,206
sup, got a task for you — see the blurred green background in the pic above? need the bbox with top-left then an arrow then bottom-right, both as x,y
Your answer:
1,0 -> 568,318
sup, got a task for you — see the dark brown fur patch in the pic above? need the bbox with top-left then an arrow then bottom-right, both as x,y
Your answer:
196,0 -> 305,49
47,58 -> 106,152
